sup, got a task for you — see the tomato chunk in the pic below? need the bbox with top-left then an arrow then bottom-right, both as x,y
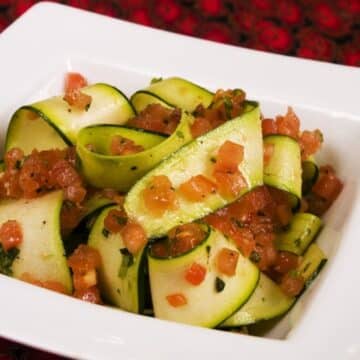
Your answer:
110,136 -> 144,156
299,129 -> 323,160
280,272 -> 304,297
273,252 -> 299,274
214,140 -> 244,173
178,175 -> 217,202
275,107 -> 300,139
121,221 -> 147,254
64,72 -> 88,93
185,262 -> 207,285
68,244 -> 101,275
312,168 -> 343,202
190,117 -> 213,138
63,89 -> 92,110
0,220 -> 22,251
216,248 -> 239,276
262,118 -> 277,136
166,293 -> 187,307
142,175 -> 177,216
104,209 -> 127,233
213,170 -> 247,199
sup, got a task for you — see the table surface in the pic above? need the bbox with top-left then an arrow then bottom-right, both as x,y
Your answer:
0,0 -> 359,359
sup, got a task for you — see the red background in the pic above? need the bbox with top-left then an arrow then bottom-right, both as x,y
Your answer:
0,0 -> 359,359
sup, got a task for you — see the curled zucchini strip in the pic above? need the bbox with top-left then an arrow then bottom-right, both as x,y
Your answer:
263,135 -> 302,205
125,104 -> 262,238
131,77 -> 214,113
275,213 -> 322,255
77,111 -> 193,191
0,191 -> 72,293
221,243 -> 327,328
148,225 -> 259,328
302,157 -> 319,194
88,205 -> 146,313
6,83 -> 135,154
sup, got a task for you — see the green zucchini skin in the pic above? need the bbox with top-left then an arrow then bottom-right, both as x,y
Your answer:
275,213 -> 322,255
125,104 -> 262,239
77,111 -> 193,192
88,205 -> 146,313
0,191 -> 72,293
148,225 -> 259,328
302,157 -> 319,194
132,77 -> 214,113
5,83 -> 135,154
220,273 -> 294,328
221,242 -> 327,328
263,135 -> 302,202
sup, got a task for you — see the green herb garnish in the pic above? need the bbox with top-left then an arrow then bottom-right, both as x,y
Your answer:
0,244 -> 19,276
215,277 -> 225,293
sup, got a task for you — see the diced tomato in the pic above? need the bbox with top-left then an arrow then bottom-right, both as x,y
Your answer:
74,286 -> 102,304
68,244 -> 101,275
73,269 -> 98,291
263,143 -> 274,166
299,129 -> 323,160
273,252 -> 299,274
214,141 -> 244,173
0,220 -> 22,251
185,262 -> 207,285
151,241 -> 169,257
275,107 -> 300,139
100,188 -> 125,205
312,170 -> 343,202
168,223 -> 206,256
127,104 -> 181,135
280,272 -> 304,297
121,221 -> 147,254
276,203 -> 292,227
64,72 -> 88,93
262,119 -> 277,136
166,293 -> 187,307
60,201 -> 84,235
231,227 -> 255,257
63,184 -> 87,204
216,248 -> 239,276
190,117 -> 213,138
103,209 -> 127,233
178,175 -> 217,202
63,89 -> 92,110
213,170 -> 247,198
142,175 -> 177,216
110,136 -> 144,156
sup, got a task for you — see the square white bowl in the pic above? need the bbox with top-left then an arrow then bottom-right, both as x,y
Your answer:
0,3 -> 359,359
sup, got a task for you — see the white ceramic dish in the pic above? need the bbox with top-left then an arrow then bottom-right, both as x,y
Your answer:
0,3 -> 359,359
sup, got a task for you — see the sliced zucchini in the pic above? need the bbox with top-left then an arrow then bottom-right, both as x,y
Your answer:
0,191 -> 72,293
148,225 -> 259,327
131,91 -> 174,113
302,157 -> 319,194
6,83 -> 135,153
131,77 -> 213,113
220,274 -> 294,328
275,213 -> 322,255
263,135 -> 302,206
88,205 -> 146,313
125,105 -> 262,238
77,111 -> 193,191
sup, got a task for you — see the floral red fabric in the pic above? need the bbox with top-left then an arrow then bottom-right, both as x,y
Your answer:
0,0 -> 359,66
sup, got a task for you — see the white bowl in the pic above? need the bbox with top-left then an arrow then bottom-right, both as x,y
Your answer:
0,3 -> 359,359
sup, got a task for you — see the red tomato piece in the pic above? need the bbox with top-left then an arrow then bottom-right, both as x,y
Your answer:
280,272 -> 304,297
299,129 -> 323,160
0,220 -> 22,251
166,293 -> 187,307
262,118 -> 277,136
110,136 -> 144,156
64,72 -> 88,93
273,252 -> 299,274
185,262 -> 207,285
275,107 -> 300,139
190,117 -> 213,138
68,244 -> 101,275
214,140 -> 244,173
312,171 -> 343,202
178,174 -> 217,202
121,221 -> 147,254
213,170 -> 247,198
103,209 -> 127,233
142,175 -> 177,216
216,247 -> 239,276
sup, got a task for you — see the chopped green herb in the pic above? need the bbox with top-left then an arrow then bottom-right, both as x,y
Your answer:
116,288 -> 121,294
0,244 -> 19,276
294,238 -> 301,247
115,216 -> 127,226
301,262 -> 311,274
131,166 -> 138,171
150,77 -> 162,84
15,160 -> 22,170
85,102 -> 91,112
176,130 -> 184,139
232,218 -> 244,228
206,245 -> 211,255
249,251 -> 261,263
210,157 -> 217,163
102,228 -> 110,238
215,277 -> 226,293
118,248 -> 134,278
223,97 -> 233,119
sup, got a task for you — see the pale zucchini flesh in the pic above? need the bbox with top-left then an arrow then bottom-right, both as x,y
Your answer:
125,105 -> 262,238
0,191 -> 72,293
88,205 -> 146,313
148,225 -> 259,327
